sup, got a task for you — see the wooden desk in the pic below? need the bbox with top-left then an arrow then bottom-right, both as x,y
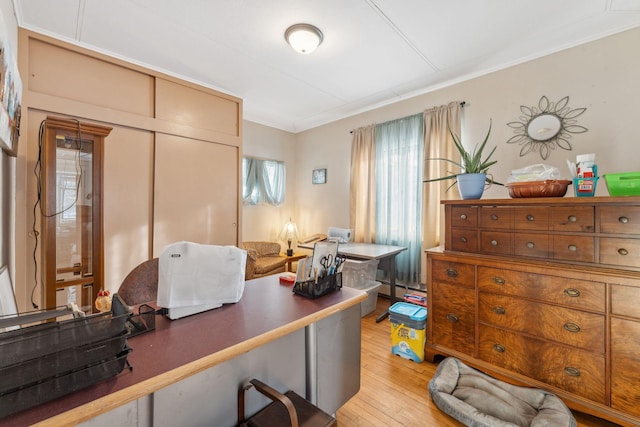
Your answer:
336,243 -> 407,323
4,276 -> 365,427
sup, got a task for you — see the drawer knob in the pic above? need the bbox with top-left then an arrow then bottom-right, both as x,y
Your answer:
619,216 -> 629,224
568,244 -> 577,252
568,215 -> 577,223
618,248 -> 629,256
446,313 -> 459,323
493,344 -> 506,353
564,367 -> 581,377
526,214 -> 535,221
492,306 -> 506,315
564,323 -> 581,333
564,288 -> 581,298
460,237 -> 468,243
460,214 -> 467,220
491,214 -> 498,221
494,277 -> 505,285
491,240 -> 498,246
446,268 -> 458,278
526,242 -> 535,249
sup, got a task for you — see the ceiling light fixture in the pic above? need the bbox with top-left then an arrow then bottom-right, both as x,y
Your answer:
284,23 -> 323,54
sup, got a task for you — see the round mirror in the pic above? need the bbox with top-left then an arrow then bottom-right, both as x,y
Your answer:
527,114 -> 561,141
507,96 -> 588,160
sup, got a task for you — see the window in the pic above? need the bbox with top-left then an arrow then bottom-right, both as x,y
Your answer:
374,113 -> 424,286
242,157 -> 285,206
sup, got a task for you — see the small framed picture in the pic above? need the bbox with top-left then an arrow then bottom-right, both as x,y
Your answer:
312,168 -> 326,185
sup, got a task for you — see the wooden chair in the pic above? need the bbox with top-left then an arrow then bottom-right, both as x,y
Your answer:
238,379 -> 336,427
117,258 -> 159,306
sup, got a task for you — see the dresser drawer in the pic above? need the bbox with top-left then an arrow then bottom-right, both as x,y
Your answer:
513,207 -> 549,231
599,237 -> 640,268
513,233 -> 549,258
450,206 -> 478,228
431,259 -> 475,288
430,282 -> 475,355
599,206 -> 640,235
611,284 -> 640,319
551,235 -> 595,262
479,207 -> 512,229
611,317 -> 640,416
477,267 -> 605,312
479,325 -> 605,403
480,231 -> 512,256
551,206 -> 595,232
478,293 -> 604,352
450,228 -> 478,252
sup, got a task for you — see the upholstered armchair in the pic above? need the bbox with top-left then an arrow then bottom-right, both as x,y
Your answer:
242,241 -> 287,280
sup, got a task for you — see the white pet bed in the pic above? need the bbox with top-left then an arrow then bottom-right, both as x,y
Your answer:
428,357 -> 576,427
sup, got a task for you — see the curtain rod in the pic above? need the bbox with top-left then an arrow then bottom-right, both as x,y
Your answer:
350,101 -> 466,133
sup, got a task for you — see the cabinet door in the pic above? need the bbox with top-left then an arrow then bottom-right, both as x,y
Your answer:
611,317 -> 640,417
153,134 -> 239,256
430,282 -> 475,355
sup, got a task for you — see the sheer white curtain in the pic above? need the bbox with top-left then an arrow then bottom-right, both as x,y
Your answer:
422,102 -> 462,266
375,113 -> 424,285
242,157 -> 286,206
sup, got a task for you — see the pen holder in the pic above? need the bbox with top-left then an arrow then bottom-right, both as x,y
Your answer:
293,272 -> 342,299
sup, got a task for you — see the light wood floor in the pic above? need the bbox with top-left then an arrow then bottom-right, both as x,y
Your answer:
335,297 -> 621,427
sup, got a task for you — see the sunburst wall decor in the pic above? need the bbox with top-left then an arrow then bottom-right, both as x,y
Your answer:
506,96 -> 587,160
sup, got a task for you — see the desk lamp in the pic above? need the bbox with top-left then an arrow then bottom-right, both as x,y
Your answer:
279,218 -> 300,256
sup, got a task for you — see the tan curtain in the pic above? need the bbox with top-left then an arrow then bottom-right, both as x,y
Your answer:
422,102 -> 462,263
349,125 -> 376,243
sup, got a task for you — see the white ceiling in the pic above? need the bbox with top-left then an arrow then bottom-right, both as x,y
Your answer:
13,0 -> 640,133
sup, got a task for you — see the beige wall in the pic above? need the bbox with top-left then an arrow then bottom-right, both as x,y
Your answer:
293,26 -> 640,210
242,121 -> 297,247
15,30 -> 242,311
243,27 -> 640,283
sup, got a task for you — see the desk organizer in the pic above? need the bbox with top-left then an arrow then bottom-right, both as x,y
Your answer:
127,303 -> 156,337
293,272 -> 342,299
0,294 -> 133,418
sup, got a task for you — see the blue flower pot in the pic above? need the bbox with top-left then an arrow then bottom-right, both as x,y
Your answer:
457,173 -> 487,199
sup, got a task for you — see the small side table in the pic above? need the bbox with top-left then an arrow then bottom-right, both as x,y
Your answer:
283,253 -> 306,272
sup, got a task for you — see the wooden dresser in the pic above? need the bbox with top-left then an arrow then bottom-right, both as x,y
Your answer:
426,196 -> 640,426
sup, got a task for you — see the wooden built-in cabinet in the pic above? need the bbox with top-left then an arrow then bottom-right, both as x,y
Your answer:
19,29 -> 242,305
427,196 -> 640,426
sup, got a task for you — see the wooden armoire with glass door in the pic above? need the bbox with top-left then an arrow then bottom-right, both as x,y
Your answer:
41,116 -> 112,312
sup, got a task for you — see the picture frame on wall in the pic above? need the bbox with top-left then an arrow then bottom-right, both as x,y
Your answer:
0,11 -> 22,158
312,168 -> 327,184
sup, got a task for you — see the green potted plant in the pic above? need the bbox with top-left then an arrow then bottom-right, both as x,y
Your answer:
424,120 -> 500,199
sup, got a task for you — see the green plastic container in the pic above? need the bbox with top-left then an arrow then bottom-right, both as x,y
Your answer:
604,173 -> 640,196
